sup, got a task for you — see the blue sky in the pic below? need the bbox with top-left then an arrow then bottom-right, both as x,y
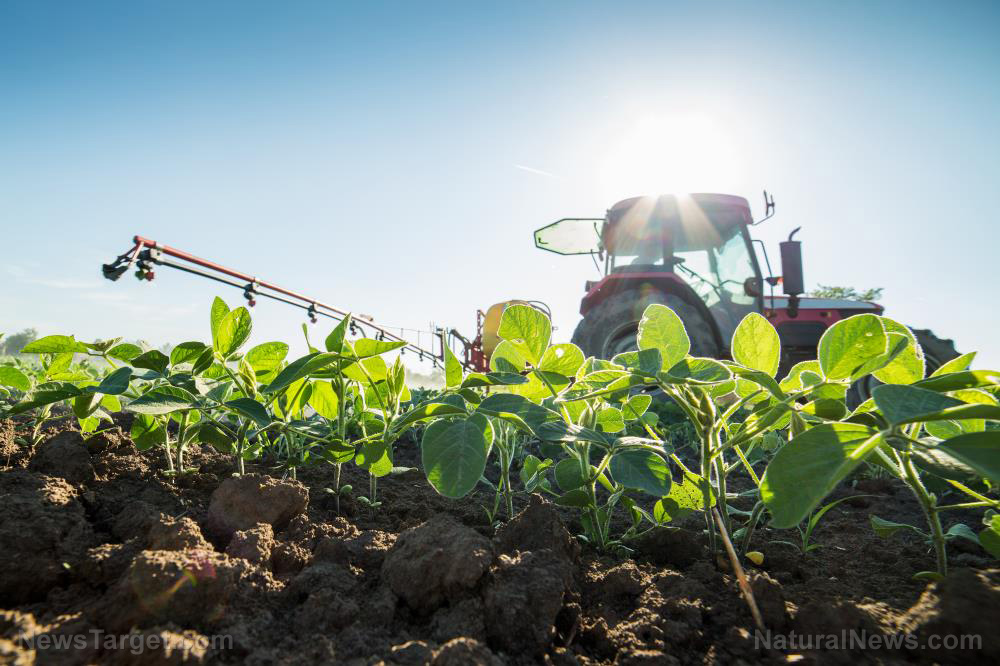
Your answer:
2,1 -> 998,368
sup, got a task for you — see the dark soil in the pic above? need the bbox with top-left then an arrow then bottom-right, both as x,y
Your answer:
1,413 -> 998,665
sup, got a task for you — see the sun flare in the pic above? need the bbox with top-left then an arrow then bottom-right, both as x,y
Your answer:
599,113 -> 742,201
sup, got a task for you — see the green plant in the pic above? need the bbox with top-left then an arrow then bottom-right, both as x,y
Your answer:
770,495 -> 869,554
759,317 -> 1000,577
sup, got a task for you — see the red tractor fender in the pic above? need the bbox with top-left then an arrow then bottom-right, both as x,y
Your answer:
580,272 -> 725,352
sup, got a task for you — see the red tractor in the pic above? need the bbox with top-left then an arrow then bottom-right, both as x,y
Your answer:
534,193 -> 957,388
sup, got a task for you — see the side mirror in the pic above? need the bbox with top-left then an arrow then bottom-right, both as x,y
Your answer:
779,227 -> 804,296
743,277 -> 762,298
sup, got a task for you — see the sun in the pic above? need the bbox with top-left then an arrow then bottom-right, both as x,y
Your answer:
598,113 -> 742,201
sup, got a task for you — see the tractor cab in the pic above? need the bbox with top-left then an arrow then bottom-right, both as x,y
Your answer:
535,192 -> 886,369
536,193 -> 769,355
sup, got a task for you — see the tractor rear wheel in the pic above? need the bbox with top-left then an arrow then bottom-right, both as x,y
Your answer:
571,289 -> 720,360
848,328 -> 959,406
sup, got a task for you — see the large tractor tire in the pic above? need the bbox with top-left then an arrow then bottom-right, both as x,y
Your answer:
848,327 -> 959,406
912,328 -> 960,373
571,289 -> 719,360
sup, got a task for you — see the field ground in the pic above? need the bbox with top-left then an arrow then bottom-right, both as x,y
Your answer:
1,412 -> 998,665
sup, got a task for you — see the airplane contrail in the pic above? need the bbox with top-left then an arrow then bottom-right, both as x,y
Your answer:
513,164 -> 564,180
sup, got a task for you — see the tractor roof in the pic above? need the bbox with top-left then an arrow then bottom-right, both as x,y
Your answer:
603,193 -> 752,256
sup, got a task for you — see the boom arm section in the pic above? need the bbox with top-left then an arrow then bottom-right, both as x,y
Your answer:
101,235 -> 461,367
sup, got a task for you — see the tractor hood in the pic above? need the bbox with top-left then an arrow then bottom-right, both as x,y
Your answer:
604,193 -> 752,256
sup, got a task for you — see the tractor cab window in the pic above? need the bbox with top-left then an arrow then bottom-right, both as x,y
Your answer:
676,229 -> 758,343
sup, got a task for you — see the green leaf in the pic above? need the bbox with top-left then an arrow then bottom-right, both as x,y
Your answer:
214,307 -> 253,359
554,458 -> 587,491
275,378 -> 312,419
914,370 -> 1000,393
72,393 -> 101,419
760,423 -> 881,528
84,338 -> 121,353
936,431 -> 1000,484
107,343 -> 143,362
931,352 -> 976,377
497,304 -> 551,365
610,449 -> 671,496
596,406 -> 625,433
21,335 -> 87,354
130,413 -> 167,451
637,304 -> 690,371
800,398 -> 848,420
6,382 -> 83,414
343,356 -> 388,383
910,446 -> 977,481
654,471 -> 713,523
170,341 -> 209,367
489,340 -> 531,373
308,381 -> 340,420
851,331 -> 909,381
356,440 -> 393,477
817,314 -> 887,381
459,372 -> 528,388
535,420 -> 610,447
664,357 -> 732,384
352,338 -> 407,359
924,388 -> 996,438
612,349 -> 663,376
324,315 -> 351,353
210,297 -> 230,344
730,365 -> 785,399
127,386 -> 199,415
872,384 -> 964,425
554,488 -> 592,508
245,342 -> 289,377
475,393 -> 558,434
0,366 -> 30,391
870,515 -> 924,539
979,515 -> 1000,559
263,352 -> 340,394
391,397 -> 469,432
872,318 -> 924,384
732,312 -> 781,377
93,367 -> 132,395
421,418 -> 489,499
444,343 -> 463,389
622,394 -> 652,420
224,397 -> 271,428
131,349 -> 170,375
538,343 -> 585,378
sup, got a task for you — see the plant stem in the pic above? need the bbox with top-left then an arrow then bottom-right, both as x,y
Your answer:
333,462 -> 343,514
176,412 -> 189,473
741,501 -> 766,555
902,452 -> 947,576
713,507 -> 766,632
701,428 -> 718,555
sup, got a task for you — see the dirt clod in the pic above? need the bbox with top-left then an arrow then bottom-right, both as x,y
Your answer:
484,549 -> 574,655
0,471 -> 96,604
900,567 -> 1000,662
494,494 -> 580,563
382,515 -> 493,612
204,474 -> 308,543
431,637 -> 503,666
29,431 -> 95,484
149,515 -> 212,552
226,524 -> 275,567
99,550 -> 243,632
